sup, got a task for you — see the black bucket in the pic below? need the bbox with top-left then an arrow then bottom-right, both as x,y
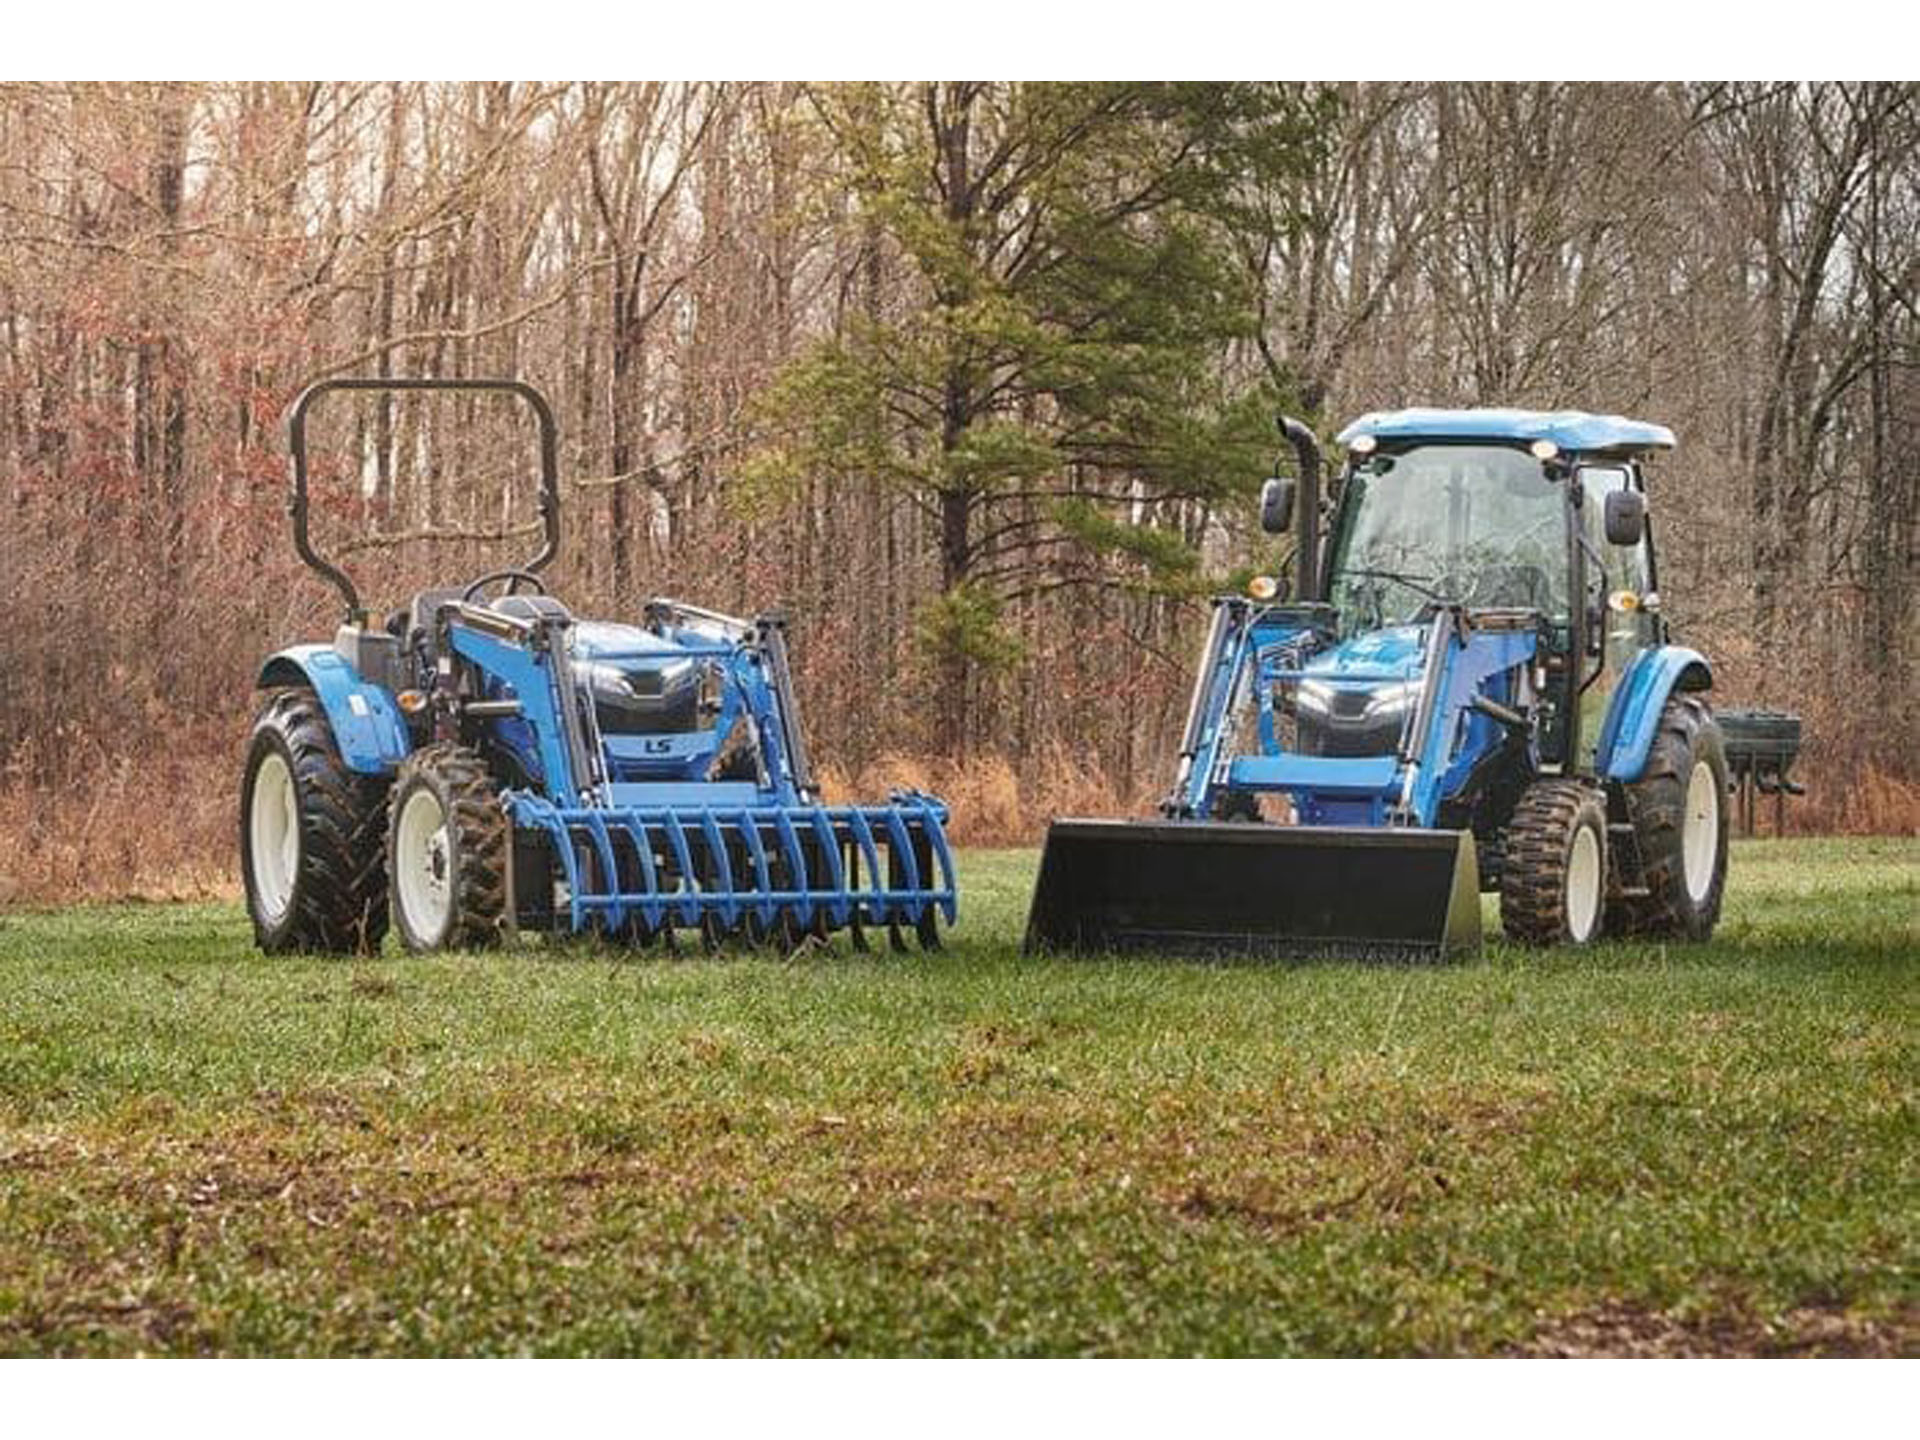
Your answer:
1023,819 -> 1481,961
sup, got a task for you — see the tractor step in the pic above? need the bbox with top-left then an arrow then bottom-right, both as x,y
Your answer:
1607,822 -> 1653,897
1024,819 -> 1481,961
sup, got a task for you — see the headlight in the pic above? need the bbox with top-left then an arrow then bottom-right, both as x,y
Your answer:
1293,680 -> 1337,714
584,662 -> 632,697
1362,679 -> 1421,716
1290,678 -> 1420,719
586,659 -> 695,698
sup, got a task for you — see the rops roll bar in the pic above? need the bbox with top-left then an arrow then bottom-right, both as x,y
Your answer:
286,377 -> 562,621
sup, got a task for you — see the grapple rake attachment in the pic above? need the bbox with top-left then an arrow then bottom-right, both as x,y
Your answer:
508,794 -> 957,951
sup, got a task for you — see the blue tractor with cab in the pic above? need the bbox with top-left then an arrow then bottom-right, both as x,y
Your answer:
1027,408 -> 1732,958
241,378 -> 956,954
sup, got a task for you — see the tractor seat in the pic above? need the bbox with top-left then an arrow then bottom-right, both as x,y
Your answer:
490,594 -> 573,626
383,587 -> 465,645
403,587 -> 468,645
383,590 -> 572,651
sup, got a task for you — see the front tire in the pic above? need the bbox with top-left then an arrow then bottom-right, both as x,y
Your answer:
1607,695 -> 1730,940
241,688 -> 389,954
387,743 -> 508,952
1501,779 -> 1609,946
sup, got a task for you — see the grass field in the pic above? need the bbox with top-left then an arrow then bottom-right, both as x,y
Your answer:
1,837 -> 1914,1356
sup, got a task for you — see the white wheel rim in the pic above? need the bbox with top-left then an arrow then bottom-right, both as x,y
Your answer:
1567,824 -> 1602,942
1682,760 -> 1719,904
249,752 -> 299,923
396,788 -> 453,943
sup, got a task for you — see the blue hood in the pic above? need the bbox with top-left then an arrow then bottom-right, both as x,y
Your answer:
1300,624 -> 1426,685
572,620 -> 684,661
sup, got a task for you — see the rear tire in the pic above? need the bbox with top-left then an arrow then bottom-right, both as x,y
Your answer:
240,688 -> 389,954
1607,695 -> 1729,940
387,743 -> 508,952
1501,779 -> 1608,946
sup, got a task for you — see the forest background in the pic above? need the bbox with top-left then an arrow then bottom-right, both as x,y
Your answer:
0,81 -> 1913,900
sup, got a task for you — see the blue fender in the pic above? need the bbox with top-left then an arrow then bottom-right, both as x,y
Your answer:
1594,646 -> 1712,783
257,644 -> 411,776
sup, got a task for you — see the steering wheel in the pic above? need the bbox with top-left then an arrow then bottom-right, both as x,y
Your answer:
462,568 -> 549,604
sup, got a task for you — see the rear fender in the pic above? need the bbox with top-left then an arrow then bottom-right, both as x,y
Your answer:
257,644 -> 411,776
1594,646 -> 1712,783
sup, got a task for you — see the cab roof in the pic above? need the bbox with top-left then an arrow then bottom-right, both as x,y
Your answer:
1335,408 -> 1676,456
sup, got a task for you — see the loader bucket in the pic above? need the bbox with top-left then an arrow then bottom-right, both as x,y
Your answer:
1023,819 -> 1480,961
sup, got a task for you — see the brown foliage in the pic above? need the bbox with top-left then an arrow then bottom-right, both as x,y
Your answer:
3,733 -> 1911,909
0,82 -> 1915,906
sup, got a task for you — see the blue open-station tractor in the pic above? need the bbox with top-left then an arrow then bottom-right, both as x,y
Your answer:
241,378 -> 955,954
1027,409 -> 1732,958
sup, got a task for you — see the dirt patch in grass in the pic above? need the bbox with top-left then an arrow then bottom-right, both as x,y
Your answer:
1513,1300 -> 1916,1357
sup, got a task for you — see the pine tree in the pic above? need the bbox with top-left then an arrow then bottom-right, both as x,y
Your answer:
748,81 -> 1326,752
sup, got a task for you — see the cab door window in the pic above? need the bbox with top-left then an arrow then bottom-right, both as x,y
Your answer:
1576,464 -> 1656,765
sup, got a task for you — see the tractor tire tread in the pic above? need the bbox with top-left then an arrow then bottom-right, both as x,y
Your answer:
1500,778 -> 1607,946
389,742 -> 508,951
1605,694 -> 1728,940
244,687 -> 390,954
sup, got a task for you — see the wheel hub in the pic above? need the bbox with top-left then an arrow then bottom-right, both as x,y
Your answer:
1566,824 -> 1602,943
248,752 -> 299,924
397,789 -> 454,940
1682,759 -> 1719,904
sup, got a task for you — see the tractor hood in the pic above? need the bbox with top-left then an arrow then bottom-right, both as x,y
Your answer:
572,620 -> 686,661
1300,624 -> 1426,685
571,621 -> 706,736
1289,624 -> 1426,759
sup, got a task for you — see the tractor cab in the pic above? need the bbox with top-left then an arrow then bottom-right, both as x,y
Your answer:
1027,408 -> 1729,961
1320,410 -> 1672,773
1325,442 -> 1569,630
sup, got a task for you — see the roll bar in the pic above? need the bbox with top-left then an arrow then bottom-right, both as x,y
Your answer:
286,377 -> 562,621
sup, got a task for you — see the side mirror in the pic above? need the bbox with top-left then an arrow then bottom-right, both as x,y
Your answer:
1260,476 -> 1296,534
1604,489 -> 1647,546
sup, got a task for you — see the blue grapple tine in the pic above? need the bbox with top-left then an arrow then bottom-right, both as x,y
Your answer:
804,808 -> 849,929
579,810 -> 625,933
907,795 -> 959,924
659,811 -> 702,929
697,811 -> 740,931
840,808 -> 889,928
736,810 -> 777,931
617,812 -> 664,934
879,807 -> 924,925
768,809 -> 815,931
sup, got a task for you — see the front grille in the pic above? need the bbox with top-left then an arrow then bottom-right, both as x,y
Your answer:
1295,712 -> 1403,758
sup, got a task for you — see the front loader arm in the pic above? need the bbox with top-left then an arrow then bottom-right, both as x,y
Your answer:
1164,599 -> 1337,819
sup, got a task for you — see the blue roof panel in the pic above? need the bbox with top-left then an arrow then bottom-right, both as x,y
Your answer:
1335,408 -> 1676,455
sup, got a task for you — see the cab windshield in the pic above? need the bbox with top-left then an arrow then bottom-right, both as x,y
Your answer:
1325,443 -> 1567,629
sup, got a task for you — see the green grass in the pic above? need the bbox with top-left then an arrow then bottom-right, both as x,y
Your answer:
1,838 -> 1914,1355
